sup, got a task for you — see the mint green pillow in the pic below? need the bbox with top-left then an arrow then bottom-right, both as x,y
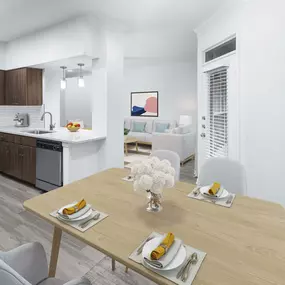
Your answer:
155,123 -> 169,133
132,121 -> 146,132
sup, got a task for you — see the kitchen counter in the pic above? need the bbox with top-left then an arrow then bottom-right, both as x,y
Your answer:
0,127 -> 106,144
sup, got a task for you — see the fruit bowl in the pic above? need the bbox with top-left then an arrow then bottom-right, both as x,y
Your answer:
67,126 -> 80,132
66,122 -> 81,132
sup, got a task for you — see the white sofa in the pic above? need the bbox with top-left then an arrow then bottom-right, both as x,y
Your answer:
124,118 -> 177,144
124,117 -> 196,164
152,131 -> 196,165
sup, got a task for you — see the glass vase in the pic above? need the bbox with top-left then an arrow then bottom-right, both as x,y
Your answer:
146,191 -> 163,212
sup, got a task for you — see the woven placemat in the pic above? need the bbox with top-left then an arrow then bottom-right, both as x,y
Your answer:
188,187 -> 236,208
129,232 -> 206,285
50,209 -> 108,232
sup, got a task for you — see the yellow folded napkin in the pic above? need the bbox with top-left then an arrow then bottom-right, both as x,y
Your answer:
208,182 -> 221,195
150,233 -> 175,260
63,199 -> 86,215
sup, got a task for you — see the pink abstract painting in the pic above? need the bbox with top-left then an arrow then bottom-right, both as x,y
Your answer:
131,91 -> 159,117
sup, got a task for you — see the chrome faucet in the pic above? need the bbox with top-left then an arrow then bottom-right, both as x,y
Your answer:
41,112 -> 56,131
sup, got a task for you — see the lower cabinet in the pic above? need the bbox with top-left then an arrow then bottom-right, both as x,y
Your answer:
0,134 -> 36,185
9,143 -> 21,179
21,145 -> 36,184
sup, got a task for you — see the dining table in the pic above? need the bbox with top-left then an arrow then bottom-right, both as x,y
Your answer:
23,168 -> 285,285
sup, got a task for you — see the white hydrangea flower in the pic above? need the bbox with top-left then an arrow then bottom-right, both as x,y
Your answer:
165,174 -> 175,188
151,183 -> 164,194
133,180 -> 141,192
139,175 -> 153,191
131,164 -> 140,176
132,157 -> 175,194
152,170 -> 166,185
167,166 -> 175,176
149,156 -> 160,167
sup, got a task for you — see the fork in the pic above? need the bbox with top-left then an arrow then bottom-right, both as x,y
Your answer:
136,236 -> 155,255
193,187 -> 201,197
226,195 -> 234,205
79,213 -> 100,228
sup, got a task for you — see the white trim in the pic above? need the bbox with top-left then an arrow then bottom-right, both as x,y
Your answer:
203,50 -> 236,66
203,34 -> 236,53
203,35 -> 236,65
198,53 -> 240,171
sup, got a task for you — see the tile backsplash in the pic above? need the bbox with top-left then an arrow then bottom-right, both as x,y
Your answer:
0,105 -> 45,128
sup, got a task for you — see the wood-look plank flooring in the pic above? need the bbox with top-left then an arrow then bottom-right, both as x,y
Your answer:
0,161 -> 195,283
0,173 -> 105,281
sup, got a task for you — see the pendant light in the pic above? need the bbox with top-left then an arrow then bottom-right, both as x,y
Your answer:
78,63 -> 85,88
60,66 -> 67,90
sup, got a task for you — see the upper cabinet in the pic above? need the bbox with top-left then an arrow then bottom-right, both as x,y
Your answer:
5,68 -> 43,106
0,70 -> 4,105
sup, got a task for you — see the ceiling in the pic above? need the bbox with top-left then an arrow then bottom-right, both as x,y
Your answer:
0,0 -> 227,42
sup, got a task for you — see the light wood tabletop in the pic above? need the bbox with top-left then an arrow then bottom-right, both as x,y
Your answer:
24,168 -> 285,285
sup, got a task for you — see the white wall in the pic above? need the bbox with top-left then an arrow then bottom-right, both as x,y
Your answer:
62,75 -> 93,128
5,17 -> 99,70
125,29 -> 197,60
0,42 -> 6,69
93,31 -> 125,170
196,0 -> 285,206
124,58 -> 197,125
43,69 -> 61,129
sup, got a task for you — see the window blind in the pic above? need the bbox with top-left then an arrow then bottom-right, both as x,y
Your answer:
206,66 -> 228,158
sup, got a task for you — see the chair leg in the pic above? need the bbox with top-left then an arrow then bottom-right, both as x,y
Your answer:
125,266 -> 129,273
111,258 -> 116,271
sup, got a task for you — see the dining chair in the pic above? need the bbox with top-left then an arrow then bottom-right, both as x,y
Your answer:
151,150 -> 181,181
0,242 -> 91,285
197,157 -> 247,195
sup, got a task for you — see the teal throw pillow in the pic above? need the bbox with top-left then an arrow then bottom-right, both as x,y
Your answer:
155,123 -> 170,133
132,122 -> 146,132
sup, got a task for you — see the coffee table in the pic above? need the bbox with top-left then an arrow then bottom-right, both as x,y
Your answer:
124,137 -> 138,155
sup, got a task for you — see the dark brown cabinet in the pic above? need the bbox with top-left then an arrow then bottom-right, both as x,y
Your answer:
9,143 -> 21,179
0,141 -> 4,172
2,142 -> 11,175
0,133 -> 36,185
21,146 -> 36,184
0,70 -> 4,105
5,68 -> 42,106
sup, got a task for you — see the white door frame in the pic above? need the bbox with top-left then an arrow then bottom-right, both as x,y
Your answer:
197,53 -> 240,175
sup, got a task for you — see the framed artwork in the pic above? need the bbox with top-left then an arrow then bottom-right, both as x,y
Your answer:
131,91 -> 159,117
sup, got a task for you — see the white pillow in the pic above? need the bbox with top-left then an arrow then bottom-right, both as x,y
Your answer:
173,124 -> 192,134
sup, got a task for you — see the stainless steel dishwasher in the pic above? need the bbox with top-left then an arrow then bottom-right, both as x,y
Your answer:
36,140 -> 63,191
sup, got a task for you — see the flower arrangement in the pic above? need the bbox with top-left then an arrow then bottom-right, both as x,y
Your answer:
131,156 -> 175,212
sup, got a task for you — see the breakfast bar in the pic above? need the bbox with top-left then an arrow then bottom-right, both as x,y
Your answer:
0,126 -> 106,187
23,168 -> 285,285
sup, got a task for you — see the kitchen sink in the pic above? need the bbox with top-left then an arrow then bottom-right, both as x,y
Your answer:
21,130 -> 54,135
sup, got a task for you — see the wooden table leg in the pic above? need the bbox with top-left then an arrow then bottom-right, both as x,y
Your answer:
49,227 -> 62,277
112,258 -> 116,271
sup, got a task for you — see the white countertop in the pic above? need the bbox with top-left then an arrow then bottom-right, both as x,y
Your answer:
0,127 -> 106,144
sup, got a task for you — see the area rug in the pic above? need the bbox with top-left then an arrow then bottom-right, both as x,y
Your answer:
85,256 -> 156,285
